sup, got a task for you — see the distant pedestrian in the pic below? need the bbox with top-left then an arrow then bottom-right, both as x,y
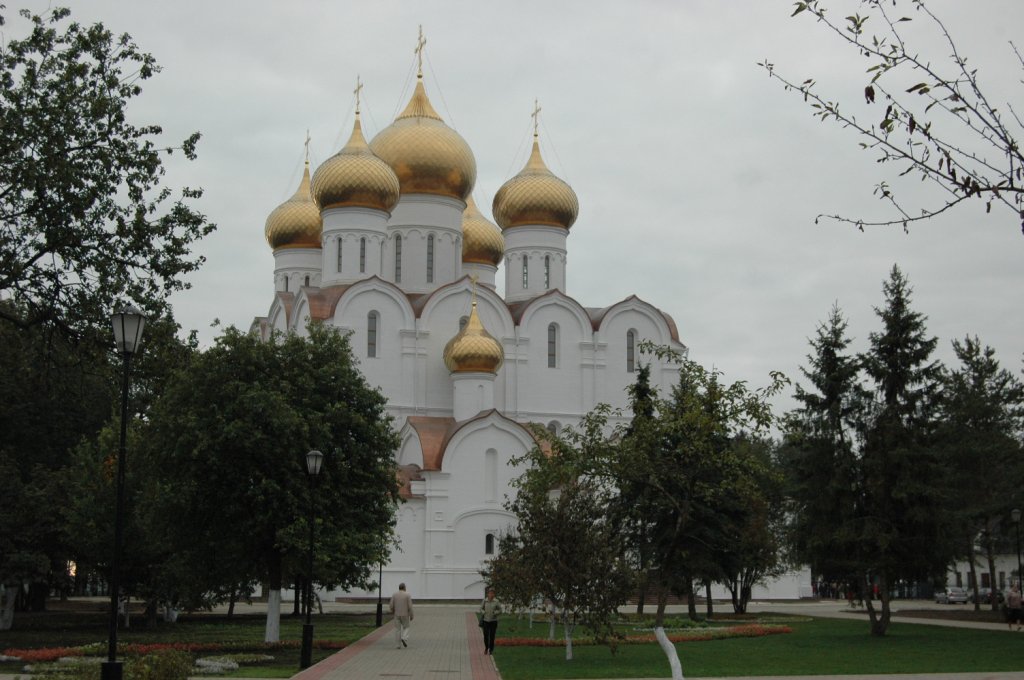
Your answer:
479,588 -> 502,655
389,583 -> 414,648
1007,584 -> 1022,631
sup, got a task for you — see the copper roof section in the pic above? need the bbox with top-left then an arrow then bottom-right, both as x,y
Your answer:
407,416 -> 456,471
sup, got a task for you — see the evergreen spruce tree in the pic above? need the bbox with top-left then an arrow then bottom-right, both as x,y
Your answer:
857,265 -> 948,635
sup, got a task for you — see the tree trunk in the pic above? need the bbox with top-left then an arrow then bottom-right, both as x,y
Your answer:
686,581 -> 697,621
28,582 -> 47,612
548,601 -> 556,640
145,599 -> 159,629
636,570 -> 647,616
292,575 -> 302,616
264,551 -> 283,642
704,581 -> 713,619
227,588 -> 236,618
563,609 -> 575,661
652,589 -> 683,678
865,573 -> 891,636
984,528 -> 999,611
967,537 -> 980,612
0,586 -> 17,631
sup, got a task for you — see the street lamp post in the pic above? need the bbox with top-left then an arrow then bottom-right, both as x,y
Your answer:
300,450 -> 324,670
1012,509 -> 1022,588
375,561 -> 383,627
103,306 -> 146,680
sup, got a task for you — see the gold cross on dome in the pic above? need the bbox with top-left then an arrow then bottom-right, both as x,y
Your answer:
353,75 -> 363,114
531,98 -> 542,137
469,273 -> 479,303
414,26 -> 427,77
304,129 -> 311,162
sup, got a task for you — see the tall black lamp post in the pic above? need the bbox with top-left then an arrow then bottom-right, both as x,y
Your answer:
1012,509 -> 1022,588
103,306 -> 146,680
375,561 -> 384,627
300,450 -> 324,669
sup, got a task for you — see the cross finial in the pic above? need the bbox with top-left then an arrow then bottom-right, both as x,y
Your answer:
414,25 -> 427,78
469,273 -> 479,304
304,129 -> 311,162
353,75 -> 363,115
531,98 -> 542,138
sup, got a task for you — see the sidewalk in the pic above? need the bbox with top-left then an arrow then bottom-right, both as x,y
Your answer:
293,605 -> 498,680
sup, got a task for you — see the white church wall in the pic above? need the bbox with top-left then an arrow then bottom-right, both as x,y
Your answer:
598,303 -> 677,405
515,299 -> 592,419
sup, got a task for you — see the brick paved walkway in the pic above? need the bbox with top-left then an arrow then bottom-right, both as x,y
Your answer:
293,605 -> 498,680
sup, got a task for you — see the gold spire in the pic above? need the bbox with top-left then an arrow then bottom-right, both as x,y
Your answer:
492,105 -> 579,230
443,300 -> 504,374
414,25 -> 427,78
265,144 -> 322,250
310,80 -> 401,212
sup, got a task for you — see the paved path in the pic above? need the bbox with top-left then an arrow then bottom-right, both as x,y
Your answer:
293,605 -> 498,680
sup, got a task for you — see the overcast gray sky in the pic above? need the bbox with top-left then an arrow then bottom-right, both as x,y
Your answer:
24,0 -> 1024,417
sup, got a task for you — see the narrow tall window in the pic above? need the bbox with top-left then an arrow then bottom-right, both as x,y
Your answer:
626,330 -> 636,373
426,234 -> 435,283
394,235 -> 402,283
522,256 -> 529,289
337,240 -> 343,273
544,255 -> 550,290
459,315 -> 469,331
359,237 -> 366,273
367,312 -> 378,358
303,275 -> 310,287
284,277 -> 289,292
485,533 -> 495,555
547,323 -> 557,368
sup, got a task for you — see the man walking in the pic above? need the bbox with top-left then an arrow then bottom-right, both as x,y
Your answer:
389,583 -> 414,648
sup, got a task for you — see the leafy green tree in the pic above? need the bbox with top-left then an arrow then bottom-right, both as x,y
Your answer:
605,355 -> 785,680
939,336 -> 1024,609
489,415 -> 635,661
760,0 -> 1023,234
0,7 -> 214,337
0,304 -> 113,629
145,324 -> 400,641
782,305 -> 865,595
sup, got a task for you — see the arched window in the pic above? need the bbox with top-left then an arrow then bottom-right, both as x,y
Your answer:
394,235 -> 403,283
303,275 -> 310,287
544,255 -> 550,290
459,315 -> 469,331
547,323 -> 557,368
426,234 -> 435,283
337,240 -> 343,273
283,277 -> 289,292
359,237 -> 366,273
522,256 -> 529,289
547,421 -> 560,436
367,311 -> 379,358
626,330 -> 636,373
485,533 -> 495,555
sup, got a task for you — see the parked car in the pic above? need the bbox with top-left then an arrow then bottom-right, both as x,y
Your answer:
936,586 -> 969,604
970,587 -> 1005,605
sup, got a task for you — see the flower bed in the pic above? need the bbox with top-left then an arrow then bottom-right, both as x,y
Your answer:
497,623 -> 792,647
2,639 -> 347,663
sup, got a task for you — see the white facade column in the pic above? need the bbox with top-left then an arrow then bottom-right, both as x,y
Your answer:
273,248 -> 321,293
320,207 -> 390,286
385,194 -> 464,294
452,372 -> 496,421
503,225 -> 567,303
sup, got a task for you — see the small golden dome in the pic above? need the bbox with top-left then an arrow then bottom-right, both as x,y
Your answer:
265,161 -> 322,250
492,137 -> 579,230
312,116 -> 401,212
443,301 -> 504,374
369,78 -> 476,201
462,195 -> 504,266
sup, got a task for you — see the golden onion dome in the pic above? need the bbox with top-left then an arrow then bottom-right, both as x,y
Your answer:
311,115 -> 401,213
461,195 -> 504,266
492,136 -> 579,230
369,77 -> 476,201
265,160 -> 322,250
443,301 -> 504,374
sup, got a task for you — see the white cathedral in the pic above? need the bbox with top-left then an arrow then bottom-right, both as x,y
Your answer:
251,50 -> 808,601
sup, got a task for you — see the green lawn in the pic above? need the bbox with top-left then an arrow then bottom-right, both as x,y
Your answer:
492,616 -> 1024,679
0,609 -> 377,676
